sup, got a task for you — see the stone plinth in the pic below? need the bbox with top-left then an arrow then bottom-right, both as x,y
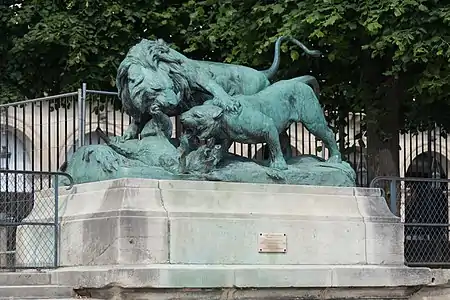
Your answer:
16,178 -> 437,298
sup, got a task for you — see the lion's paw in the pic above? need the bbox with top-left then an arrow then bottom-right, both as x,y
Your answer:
265,169 -> 286,182
212,97 -> 241,113
269,159 -> 289,171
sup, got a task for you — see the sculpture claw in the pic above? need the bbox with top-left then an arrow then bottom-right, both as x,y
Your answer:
212,96 -> 241,113
265,169 -> 286,182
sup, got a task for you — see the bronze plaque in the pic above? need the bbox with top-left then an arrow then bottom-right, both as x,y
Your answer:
258,233 -> 287,253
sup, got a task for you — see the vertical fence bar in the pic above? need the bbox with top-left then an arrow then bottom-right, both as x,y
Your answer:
403,130 -> 406,178
82,83 -> 87,145
47,100 -> 51,176
53,174 -> 59,268
31,103 -> 35,175
13,106 -> 17,187
105,95 -> 109,137
6,109 -> 9,193
88,92 -> 92,144
77,88 -> 84,148
38,102 -> 42,188
96,94 -> 100,144
113,97 -> 117,137
301,122 -> 305,155
56,100 -> 60,170
294,121 -> 298,156
439,127 -> 443,177
446,133 -> 449,176
22,105 -> 26,171
64,97 -> 68,165
121,102 -> 125,135
389,179 -> 398,215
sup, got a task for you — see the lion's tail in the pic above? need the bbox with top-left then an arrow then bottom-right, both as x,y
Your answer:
262,36 -> 322,80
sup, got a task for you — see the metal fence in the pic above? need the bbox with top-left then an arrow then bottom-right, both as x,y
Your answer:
0,170 -> 73,270
371,176 -> 450,267
3,82 -> 450,189
0,92 -> 79,189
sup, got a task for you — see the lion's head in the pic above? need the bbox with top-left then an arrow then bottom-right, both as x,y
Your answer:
116,39 -> 192,117
180,104 -> 224,140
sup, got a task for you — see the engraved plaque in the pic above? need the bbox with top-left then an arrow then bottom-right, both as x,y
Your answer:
258,233 -> 287,253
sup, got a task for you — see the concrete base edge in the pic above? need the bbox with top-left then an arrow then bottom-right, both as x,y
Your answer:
74,286 -> 423,300
50,264 -> 435,289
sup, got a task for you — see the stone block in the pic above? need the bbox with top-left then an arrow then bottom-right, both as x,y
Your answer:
0,272 -> 51,285
0,285 -> 75,298
50,264 -> 434,289
17,178 -> 169,267
365,221 -> 404,265
169,218 -> 365,265
16,178 -> 435,293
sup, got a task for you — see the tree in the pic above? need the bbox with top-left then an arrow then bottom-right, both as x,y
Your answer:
2,0 -> 450,181
0,0 -> 187,102
177,0 -> 450,181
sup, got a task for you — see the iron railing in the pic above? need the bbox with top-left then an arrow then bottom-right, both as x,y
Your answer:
84,88 -> 131,144
0,92 -> 78,190
3,83 -> 450,189
371,176 -> 450,268
0,170 -> 73,270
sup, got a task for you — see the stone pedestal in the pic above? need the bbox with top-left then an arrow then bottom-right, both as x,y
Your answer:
0,213 -> 10,271
16,178 -> 438,299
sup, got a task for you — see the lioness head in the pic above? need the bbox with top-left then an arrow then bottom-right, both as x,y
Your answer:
180,104 -> 224,140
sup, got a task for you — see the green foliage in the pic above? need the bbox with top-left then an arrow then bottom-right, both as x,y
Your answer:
0,0 -> 185,103
1,0 -> 450,133
179,0 -> 450,131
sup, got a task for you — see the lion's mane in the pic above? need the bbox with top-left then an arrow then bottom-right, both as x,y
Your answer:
116,39 -> 192,116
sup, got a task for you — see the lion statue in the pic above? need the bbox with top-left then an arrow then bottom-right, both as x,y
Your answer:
179,76 -> 341,170
115,36 -> 321,141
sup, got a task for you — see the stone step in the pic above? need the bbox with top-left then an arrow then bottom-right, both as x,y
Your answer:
0,285 -> 75,298
0,272 -> 51,285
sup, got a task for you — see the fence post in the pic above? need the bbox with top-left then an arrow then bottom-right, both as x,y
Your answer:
0,213 -> 7,269
389,179 -> 397,215
77,84 -> 86,147
53,174 -> 59,268
321,141 -> 326,159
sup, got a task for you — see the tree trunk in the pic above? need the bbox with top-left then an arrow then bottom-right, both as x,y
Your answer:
366,77 -> 401,184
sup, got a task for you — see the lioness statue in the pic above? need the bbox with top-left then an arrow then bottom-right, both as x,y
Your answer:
115,36 -> 321,141
180,77 -> 341,170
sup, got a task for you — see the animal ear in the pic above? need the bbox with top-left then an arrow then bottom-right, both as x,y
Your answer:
212,107 -> 223,120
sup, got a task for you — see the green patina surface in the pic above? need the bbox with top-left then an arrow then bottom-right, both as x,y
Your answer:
61,37 -> 356,187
